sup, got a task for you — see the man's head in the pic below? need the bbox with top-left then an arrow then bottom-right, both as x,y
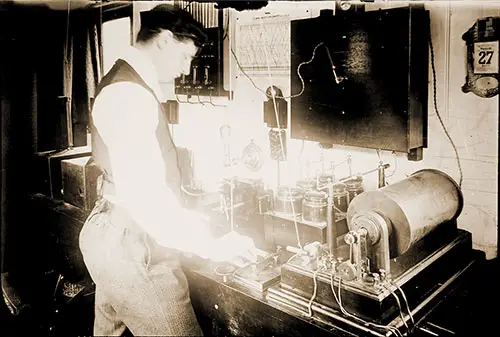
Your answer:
136,4 -> 207,81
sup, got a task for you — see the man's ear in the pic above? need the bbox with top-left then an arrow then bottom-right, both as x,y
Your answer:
156,30 -> 175,50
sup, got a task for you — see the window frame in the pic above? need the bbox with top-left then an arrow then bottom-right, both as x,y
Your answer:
100,3 -> 134,75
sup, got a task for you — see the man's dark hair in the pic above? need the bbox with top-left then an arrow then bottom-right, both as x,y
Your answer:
137,4 -> 208,47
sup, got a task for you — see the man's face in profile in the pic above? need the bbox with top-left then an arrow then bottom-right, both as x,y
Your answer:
153,30 -> 198,83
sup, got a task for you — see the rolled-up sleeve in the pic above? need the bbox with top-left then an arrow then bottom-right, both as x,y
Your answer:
92,83 -> 214,256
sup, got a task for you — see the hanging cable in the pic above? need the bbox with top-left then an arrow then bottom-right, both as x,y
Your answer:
196,94 -> 205,105
222,8 -> 229,41
382,284 -> 409,331
338,277 -> 403,337
306,269 -> 320,317
386,151 -> 398,178
64,0 -> 74,148
175,94 -> 188,104
390,281 -> 415,328
231,41 -> 324,100
64,0 -> 71,66
98,0 -> 102,80
329,274 -> 403,337
209,91 -> 228,107
181,184 -> 205,197
260,19 -> 302,250
429,28 -> 463,188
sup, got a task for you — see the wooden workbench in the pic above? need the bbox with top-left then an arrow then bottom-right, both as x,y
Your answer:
29,193 -> 486,337
182,247 -> 484,337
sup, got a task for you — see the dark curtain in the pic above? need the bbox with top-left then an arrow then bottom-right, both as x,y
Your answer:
34,6 -> 102,152
68,9 -> 103,147
0,3 -> 102,317
1,2 -> 45,286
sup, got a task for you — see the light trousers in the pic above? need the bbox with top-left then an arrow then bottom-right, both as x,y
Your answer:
79,200 -> 203,336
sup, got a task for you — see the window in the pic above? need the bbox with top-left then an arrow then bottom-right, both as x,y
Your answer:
87,15 -> 132,147
102,16 -> 132,74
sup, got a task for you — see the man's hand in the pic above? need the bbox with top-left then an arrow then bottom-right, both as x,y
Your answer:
156,208 -> 213,254
157,209 -> 256,264
208,231 -> 258,264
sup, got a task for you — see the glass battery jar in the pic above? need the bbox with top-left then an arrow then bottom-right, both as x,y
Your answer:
302,190 -> 329,224
318,175 -> 334,187
274,187 -> 303,216
296,179 -> 316,193
332,183 -> 349,214
345,176 -> 364,205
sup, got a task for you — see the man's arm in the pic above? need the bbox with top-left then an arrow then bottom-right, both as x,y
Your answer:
93,83 -> 215,256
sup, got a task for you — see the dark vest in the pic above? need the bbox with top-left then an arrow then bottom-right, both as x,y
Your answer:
90,59 -> 185,205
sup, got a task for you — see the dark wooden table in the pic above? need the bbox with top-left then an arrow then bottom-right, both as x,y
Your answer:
183,246 -> 484,337
29,193 -> 489,337
184,260 -> 353,337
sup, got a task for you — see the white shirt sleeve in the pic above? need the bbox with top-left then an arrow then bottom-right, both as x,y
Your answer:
92,83 -> 215,257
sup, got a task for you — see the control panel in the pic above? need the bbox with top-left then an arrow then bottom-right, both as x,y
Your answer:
175,27 -> 230,98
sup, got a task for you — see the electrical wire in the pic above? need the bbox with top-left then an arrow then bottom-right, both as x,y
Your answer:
259,19 -> 303,250
197,93 -> 205,105
222,8 -> 229,41
333,159 -> 349,169
181,184 -> 205,197
65,0 -> 74,148
183,1 -> 194,11
382,284 -> 409,331
332,204 -> 347,219
391,281 -> 415,328
64,0 -> 71,69
298,140 -> 305,177
338,278 -> 403,337
386,151 -> 398,178
230,41 -> 325,100
83,290 -> 95,297
286,42 -> 326,99
429,28 -> 463,188
175,94 -> 188,104
53,274 -> 64,298
209,91 -> 228,107
286,253 -> 298,264
214,264 -> 236,277
306,269 -> 320,317
329,274 -> 404,337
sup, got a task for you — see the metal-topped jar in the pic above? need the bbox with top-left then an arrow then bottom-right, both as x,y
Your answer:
296,179 -> 316,193
274,186 -> 303,216
345,176 -> 364,204
318,175 -> 334,187
302,190 -> 329,223
332,183 -> 348,214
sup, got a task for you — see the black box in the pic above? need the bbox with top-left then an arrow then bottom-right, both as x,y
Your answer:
32,146 -> 92,199
290,5 -> 429,160
61,156 -> 101,211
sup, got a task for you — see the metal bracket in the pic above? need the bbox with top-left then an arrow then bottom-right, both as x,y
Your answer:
347,211 -> 392,276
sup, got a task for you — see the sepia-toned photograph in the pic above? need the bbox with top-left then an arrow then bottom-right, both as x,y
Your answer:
0,0 -> 497,336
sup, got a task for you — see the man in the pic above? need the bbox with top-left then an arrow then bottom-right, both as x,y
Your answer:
79,4 -> 255,336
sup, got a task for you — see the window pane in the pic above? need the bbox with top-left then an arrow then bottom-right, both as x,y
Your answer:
103,17 -> 131,74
